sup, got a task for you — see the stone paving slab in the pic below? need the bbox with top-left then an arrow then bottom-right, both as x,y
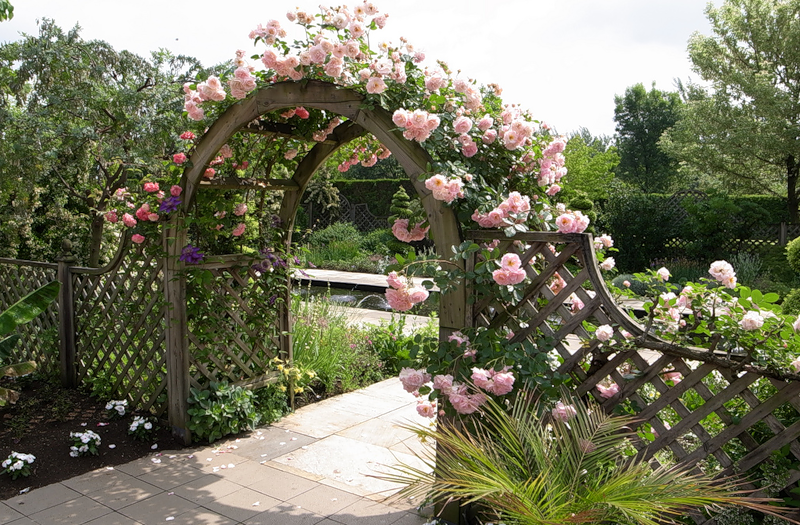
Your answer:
2,376 -> 432,525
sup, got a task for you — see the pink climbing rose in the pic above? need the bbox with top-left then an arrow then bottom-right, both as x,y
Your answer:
131,234 -> 145,244
399,367 -> 431,393
595,324 -> 614,342
143,182 -> 159,193
232,223 -> 246,237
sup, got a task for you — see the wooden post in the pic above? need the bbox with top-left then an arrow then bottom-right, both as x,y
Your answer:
163,219 -> 192,445
56,239 -> 77,388
781,221 -> 788,246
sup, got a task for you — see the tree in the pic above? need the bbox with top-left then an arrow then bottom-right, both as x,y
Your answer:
614,83 -> 683,193
661,0 -> 800,221
562,127 -> 619,201
0,0 -> 12,21
0,20 -> 201,265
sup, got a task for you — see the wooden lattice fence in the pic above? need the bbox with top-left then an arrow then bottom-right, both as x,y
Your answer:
306,193 -> 387,232
0,237 -> 288,423
0,258 -> 59,376
467,230 -> 800,510
72,242 -> 168,414
187,255 -> 286,391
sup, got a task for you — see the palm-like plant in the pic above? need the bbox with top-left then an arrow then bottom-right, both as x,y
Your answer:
384,391 -> 792,525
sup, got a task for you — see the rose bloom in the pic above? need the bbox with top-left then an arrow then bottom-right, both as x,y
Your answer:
232,223 -> 246,237
552,401 -> 577,422
122,213 -> 137,227
600,257 -> 615,271
204,168 -> 216,179
416,401 -> 437,419
105,210 -> 118,223
233,203 -> 248,216
596,382 -> 619,399
143,182 -> 159,193
432,374 -> 453,391
500,253 -> 522,271
131,234 -> 145,244
595,324 -> 614,342
173,153 -> 187,165
386,288 -> 413,311
792,357 -> 800,373
656,267 -> 671,281
740,310 -> 764,331
180,131 -> 196,140
399,367 -> 431,393
365,76 -> 387,94
453,116 -> 473,134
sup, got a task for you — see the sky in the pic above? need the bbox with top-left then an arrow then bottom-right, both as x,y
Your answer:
0,0 -> 714,137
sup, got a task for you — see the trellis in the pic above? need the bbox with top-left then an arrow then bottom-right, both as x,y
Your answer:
0,258 -> 59,377
468,230 -> 800,509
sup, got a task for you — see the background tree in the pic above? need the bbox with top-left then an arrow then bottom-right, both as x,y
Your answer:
613,83 -> 683,193
561,127 -> 619,201
0,20 -> 200,265
0,0 -> 12,21
661,0 -> 800,221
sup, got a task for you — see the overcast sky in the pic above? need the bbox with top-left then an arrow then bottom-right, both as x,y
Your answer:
0,0 -> 714,137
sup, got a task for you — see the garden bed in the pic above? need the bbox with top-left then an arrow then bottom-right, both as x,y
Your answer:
0,378 -> 183,500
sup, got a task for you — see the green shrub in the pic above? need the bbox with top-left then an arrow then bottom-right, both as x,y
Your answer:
782,289 -> 800,316
253,384 -> 290,425
306,221 -> 361,247
787,237 -> 800,275
611,274 -> 649,297
361,228 -> 393,256
187,382 -> 260,443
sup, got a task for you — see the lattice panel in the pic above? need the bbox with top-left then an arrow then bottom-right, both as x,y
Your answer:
0,261 -> 59,375
187,261 -> 283,389
467,230 -> 800,509
73,245 -> 167,414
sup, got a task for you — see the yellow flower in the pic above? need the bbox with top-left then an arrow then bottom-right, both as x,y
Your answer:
278,385 -> 286,392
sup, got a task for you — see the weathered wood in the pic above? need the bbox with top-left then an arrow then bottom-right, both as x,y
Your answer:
56,246 -> 77,388
163,217 -> 191,445
198,178 -> 299,191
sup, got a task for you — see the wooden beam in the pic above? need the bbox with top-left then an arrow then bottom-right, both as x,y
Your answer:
240,119 -> 338,145
198,178 -> 299,191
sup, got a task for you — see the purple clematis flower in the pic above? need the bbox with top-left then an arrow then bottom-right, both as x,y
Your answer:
179,244 -> 204,264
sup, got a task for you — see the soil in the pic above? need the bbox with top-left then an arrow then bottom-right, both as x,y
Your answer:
0,377 -> 185,501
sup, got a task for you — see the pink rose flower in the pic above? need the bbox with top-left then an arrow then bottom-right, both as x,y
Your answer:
386,271 -> 406,290
596,383 -> 619,399
500,253 -> 522,271
740,311 -> 764,331
386,288 -> 413,311
285,149 -> 298,160
122,213 -> 137,228
453,116 -> 473,134
416,401 -> 437,419
595,324 -> 614,342
232,223 -> 246,237
365,76 -> 387,94
180,131 -> 195,140
491,371 -> 515,396
135,204 -> 151,222
399,367 -> 431,393
170,185 -> 182,197
432,374 -> 453,391
551,401 -> 577,422
656,267 -> 670,282
105,210 -> 118,223
449,393 -> 486,415
600,258 -> 615,271
408,287 -> 429,304
173,153 -> 187,165
143,182 -> 159,193
492,268 -> 525,286
477,115 -> 493,131
295,107 -> 310,119
204,168 -> 216,179
234,203 -> 248,216
131,234 -> 145,244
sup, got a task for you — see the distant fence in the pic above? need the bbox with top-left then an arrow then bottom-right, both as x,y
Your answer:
305,194 -> 387,232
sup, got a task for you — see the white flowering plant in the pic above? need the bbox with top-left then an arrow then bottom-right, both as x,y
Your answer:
1,451 -> 35,479
105,399 -> 128,418
69,430 -> 101,457
128,415 -> 157,441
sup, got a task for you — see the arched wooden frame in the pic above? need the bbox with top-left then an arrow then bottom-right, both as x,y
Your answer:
163,80 -> 467,441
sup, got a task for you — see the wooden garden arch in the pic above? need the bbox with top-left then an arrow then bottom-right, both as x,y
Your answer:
163,80 -> 467,442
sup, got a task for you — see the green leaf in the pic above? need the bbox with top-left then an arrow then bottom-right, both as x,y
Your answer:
0,281 -> 60,338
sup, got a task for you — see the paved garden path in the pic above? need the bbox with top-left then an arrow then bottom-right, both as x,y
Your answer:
0,377 -> 432,525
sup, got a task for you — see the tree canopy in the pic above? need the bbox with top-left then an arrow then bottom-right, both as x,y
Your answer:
662,0 -> 800,221
562,128 -> 619,202
613,83 -> 683,193
0,20 -> 201,264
